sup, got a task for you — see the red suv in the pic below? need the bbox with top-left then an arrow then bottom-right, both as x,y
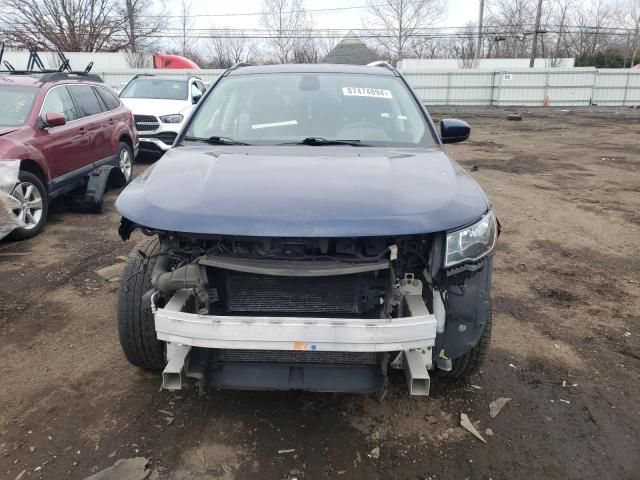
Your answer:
0,71 -> 138,239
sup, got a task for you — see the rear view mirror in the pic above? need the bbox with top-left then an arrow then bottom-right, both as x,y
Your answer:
44,112 -> 66,127
441,118 -> 470,144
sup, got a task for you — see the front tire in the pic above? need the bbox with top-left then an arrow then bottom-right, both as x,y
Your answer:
117,238 -> 166,370
7,171 -> 48,241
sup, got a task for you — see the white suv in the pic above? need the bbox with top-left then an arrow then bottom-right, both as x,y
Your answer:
119,74 -> 206,156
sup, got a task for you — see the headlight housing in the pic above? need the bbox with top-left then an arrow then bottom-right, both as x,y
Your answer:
159,114 -> 184,124
445,210 -> 497,268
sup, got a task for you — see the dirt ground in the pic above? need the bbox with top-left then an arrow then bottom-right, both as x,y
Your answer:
1,107 -> 638,480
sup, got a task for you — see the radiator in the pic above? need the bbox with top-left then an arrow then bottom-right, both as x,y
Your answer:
224,273 -> 362,315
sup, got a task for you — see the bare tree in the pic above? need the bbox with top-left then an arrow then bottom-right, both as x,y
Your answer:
317,33 -> 339,58
1,0 -> 167,53
206,33 -> 256,68
363,0 -> 446,63
567,0 -> 617,57
482,0 -> 624,63
176,0 -> 195,57
449,23 -> 479,67
261,0 -> 313,63
631,0 -> 640,66
292,27 -> 320,63
120,0 -> 167,53
415,37 -> 452,59
619,0 -> 640,66
409,37 -> 449,59
2,0 -> 126,51
548,0 -> 573,66
292,37 -> 320,63
484,0 -> 536,58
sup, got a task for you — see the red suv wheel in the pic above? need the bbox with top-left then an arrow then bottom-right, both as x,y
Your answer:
8,171 -> 48,240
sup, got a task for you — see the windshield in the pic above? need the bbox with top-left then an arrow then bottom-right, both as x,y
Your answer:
0,86 -> 37,126
120,78 -> 188,100
184,73 -> 435,147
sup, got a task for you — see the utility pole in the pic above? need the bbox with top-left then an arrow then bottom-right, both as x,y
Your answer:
474,0 -> 485,65
529,0 -> 543,68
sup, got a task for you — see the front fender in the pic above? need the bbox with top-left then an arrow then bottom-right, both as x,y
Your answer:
0,139 -> 51,182
435,257 -> 493,360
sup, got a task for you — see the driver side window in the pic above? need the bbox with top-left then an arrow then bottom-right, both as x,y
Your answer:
41,87 -> 78,122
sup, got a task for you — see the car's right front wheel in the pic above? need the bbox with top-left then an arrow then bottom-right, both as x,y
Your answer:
117,237 -> 166,370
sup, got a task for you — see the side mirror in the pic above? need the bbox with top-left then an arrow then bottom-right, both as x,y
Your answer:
43,112 -> 66,128
441,118 -> 470,144
192,95 -> 201,105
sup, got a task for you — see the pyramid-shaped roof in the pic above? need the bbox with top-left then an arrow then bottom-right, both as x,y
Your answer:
321,32 -> 378,65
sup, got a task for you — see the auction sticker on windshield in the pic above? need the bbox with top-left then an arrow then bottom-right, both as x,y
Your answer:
342,87 -> 392,99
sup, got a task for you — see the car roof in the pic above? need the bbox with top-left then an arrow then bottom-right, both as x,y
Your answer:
131,74 -> 198,81
226,63 -> 397,77
0,74 -> 43,86
0,72 -> 104,87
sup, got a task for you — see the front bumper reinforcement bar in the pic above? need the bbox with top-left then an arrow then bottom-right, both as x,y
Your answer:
154,289 -> 438,395
155,290 -> 437,353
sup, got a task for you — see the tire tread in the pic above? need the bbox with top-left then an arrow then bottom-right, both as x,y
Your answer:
117,238 -> 166,370
440,301 -> 492,379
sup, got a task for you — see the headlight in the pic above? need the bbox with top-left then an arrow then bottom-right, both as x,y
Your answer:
159,114 -> 184,124
445,210 -> 497,267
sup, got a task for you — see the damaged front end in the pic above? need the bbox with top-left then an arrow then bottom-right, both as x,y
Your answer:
121,214 -> 497,397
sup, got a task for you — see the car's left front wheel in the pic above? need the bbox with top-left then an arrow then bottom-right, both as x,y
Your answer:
8,171 -> 48,240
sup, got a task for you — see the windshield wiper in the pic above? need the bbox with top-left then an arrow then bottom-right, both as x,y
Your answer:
279,137 -> 370,147
182,135 -> 251,146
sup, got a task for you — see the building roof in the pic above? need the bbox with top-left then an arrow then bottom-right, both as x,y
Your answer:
321,33 -> 378,66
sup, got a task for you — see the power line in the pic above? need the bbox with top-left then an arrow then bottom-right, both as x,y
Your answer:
117,1 -> 394,18
0,22 -> 636,35
0,28 -> 633,41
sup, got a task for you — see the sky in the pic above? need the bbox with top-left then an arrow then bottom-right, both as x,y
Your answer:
163,0 -> 480,33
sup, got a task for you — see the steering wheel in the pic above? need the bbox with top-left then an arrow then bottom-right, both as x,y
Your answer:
336,121 -> 391,141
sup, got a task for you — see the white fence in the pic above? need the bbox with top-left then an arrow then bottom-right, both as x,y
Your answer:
401,67 -> 640,107
397,58 -> 576,69
96,67 -> 640,107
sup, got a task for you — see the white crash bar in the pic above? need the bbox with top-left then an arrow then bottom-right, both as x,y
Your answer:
155,289 -> 437,353
139,137 -> 172,151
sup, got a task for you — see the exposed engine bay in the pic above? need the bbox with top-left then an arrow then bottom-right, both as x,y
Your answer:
148,233 -> 440,319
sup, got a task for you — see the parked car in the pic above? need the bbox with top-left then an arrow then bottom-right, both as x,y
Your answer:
115,63 -> 498,397
0,71 -> 138,239
119,74 -> 206,157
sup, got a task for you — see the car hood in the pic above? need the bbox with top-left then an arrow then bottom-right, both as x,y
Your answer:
116,146 -> 490,237
120,98 -> 191,117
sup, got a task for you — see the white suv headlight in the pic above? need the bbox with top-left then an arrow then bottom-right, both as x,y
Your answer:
445,210 -> 497,268
160,114 -> 184,124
